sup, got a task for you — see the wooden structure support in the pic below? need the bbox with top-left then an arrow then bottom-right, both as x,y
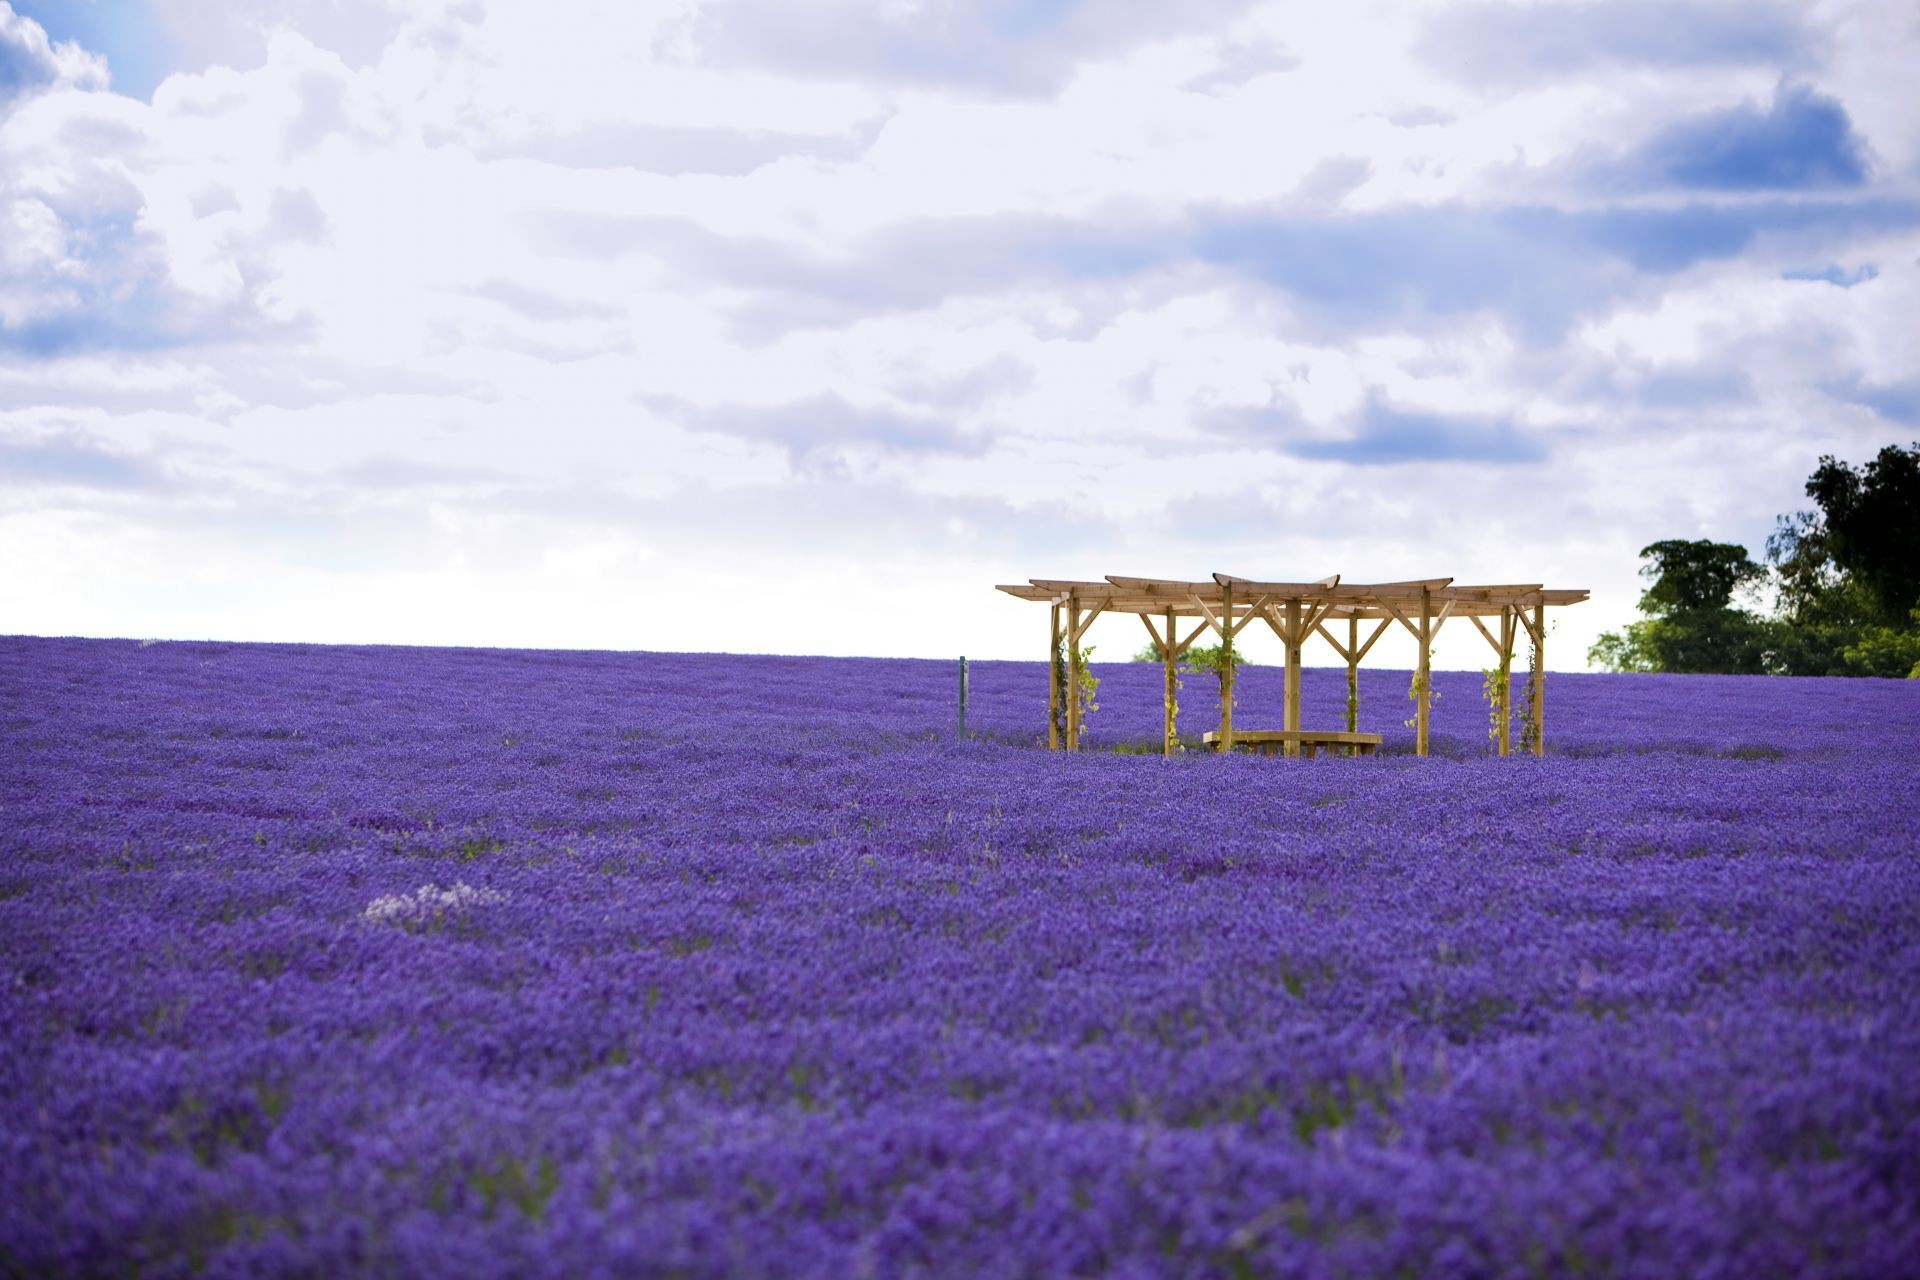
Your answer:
1046,603 -> 1061,751
1065,595 -> 1080,751
1204,729 -> 1384,758
1527,603 -> 1546,757
1136,607 -> 1208,757
1220,582 -> 1234,753
1000,574 -> 1586,759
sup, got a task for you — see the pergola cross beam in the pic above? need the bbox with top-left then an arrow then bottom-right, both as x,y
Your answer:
1070,599 -> 1108,645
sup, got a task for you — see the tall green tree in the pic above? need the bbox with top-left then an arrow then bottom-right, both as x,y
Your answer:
1766,442 -> 1920,676
1588,539 -> 1770,674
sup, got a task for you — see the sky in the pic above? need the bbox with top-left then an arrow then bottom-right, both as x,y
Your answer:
1,0 -> 1916,670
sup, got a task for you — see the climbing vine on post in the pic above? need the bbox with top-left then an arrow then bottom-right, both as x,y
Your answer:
1164,662 -> 1181,752
1050,638 -> 1068,747
1481,667 -> 1512,747
1520,634 -> 1541,755
1183,644 -> 1238,712
1073,645 -> 1100,729
1404,662 -> 1439,728
1346,666 -> 1359,733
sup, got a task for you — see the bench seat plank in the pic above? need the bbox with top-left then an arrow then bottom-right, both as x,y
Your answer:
1202,729 -> 1384,758
1203,730 -> 1382,745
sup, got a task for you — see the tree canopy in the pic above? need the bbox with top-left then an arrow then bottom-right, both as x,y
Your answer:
1592,443 -> 1920,677
1588,540 -> 1769,674
1766,442 -> 1920,676
1635,540 -> 1767,616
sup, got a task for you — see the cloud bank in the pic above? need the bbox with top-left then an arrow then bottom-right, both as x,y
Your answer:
1,0 -> 1917,669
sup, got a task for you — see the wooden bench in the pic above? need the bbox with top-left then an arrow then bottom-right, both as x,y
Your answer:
1202,730 -> 1383,758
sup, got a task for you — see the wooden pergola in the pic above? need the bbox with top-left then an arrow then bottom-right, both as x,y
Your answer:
997,574 -> 1589,758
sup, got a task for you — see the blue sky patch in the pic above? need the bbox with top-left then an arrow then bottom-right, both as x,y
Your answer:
12,0 -> 172,100
1617,83 -> 1870,192
1829,378 -> 1920,425
1782,263 -> 1879,287
0,14 -> 58,104
1191,198 -> 1917,334
1421,0 -> 1812,82
1286,400 -> 1546,466
0,432 -> 163,488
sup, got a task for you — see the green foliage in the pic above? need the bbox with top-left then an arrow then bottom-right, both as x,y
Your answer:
1075,646 -> 1101,720
1588,612 -> 1771,675
1177,643 -> 1241,710
1520,636 -> 1540,753
1182,643 -> 1237,678
1481,667 -> 1511,745
1842,610 -> 1920,678
1345,664 -> 1359,734
1635,539 -> 1766,614
470,1154 -> 561,1223
1587,622 -> 1656,673
1056,636 -> 1099,733
1185,645 -> 1236,684
1131,639 -> 1244,681
1051,640 -> 1068,743
1403,662 -> 1437,728
1790,442 -> 1920,624
1766,442 -> 1920,675
1589,539 -> 1770,674
1605,443 -> 1920,675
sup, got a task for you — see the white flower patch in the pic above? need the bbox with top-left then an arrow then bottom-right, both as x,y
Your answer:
361,882 -> 508,931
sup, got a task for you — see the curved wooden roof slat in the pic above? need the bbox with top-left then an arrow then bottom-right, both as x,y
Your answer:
1212,572 -> 1341,595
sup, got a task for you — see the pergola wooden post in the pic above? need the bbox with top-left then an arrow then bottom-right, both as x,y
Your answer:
1047,603 -> 1062,751
1416,586 -> 1433,757
1161,609 -> 1177,755
1169,610 -> 1211,756
1311,608 -> 1391,745
1242,579 -> 1329,759
1219,583 -> 1235,752
1282,599 -> 1303,757
1065,593 -> 1082,752
1528,602 -> 1546,756
1000,575 -> 1584,760
1138,607 -> 1204,757
1063,591 -> 1109,752
1470,596 -> 1542,758
1346,616 -> 1359,733
1497,607 -> 1514,756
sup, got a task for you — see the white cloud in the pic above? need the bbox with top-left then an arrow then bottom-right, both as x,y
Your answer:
0,2 -> 108,105
1,0 -> 1916,671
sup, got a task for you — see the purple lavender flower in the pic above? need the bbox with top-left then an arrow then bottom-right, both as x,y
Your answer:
2,637 -> 1916,1277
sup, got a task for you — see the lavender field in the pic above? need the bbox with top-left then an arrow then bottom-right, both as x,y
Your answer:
3,636 -> 1917,1278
